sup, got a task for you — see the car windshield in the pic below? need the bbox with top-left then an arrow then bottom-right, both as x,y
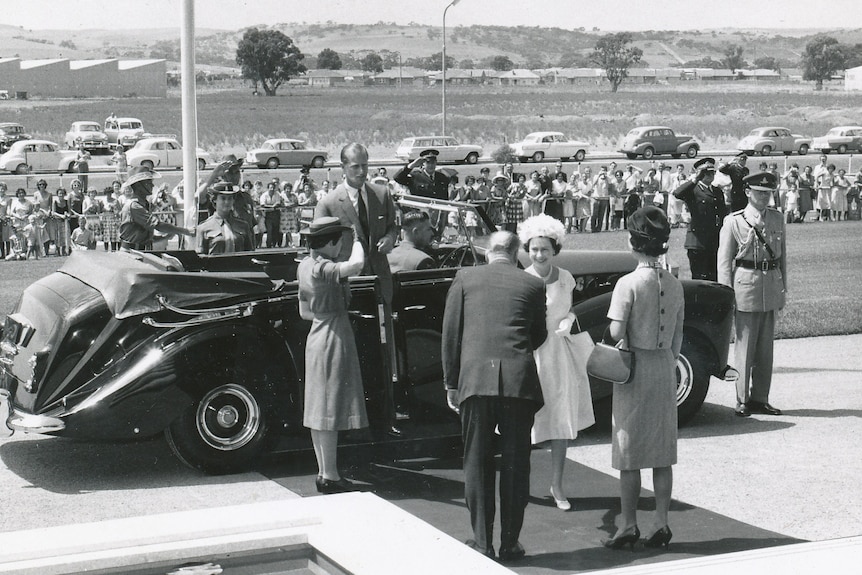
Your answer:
5,125 -> 23,134
523,135 -> 541,143
397,195 -> 494,247
261,141 -> 276,150
748,129 -> 762,137
826,128 -> 842,136
79,124 -> 100,132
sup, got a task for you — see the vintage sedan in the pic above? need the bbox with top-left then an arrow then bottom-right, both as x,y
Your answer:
811,126 -> 862,155
0,139 -> 79,174
0,196 -> 735,474
511,132 -> 589,163
618,126 -> 699,160
395,136 -> 482,165
0,122 -> 31,153
737,127 -> 812,156
125,136 -> 212,171
64,121 -> 110,152
245,139 -> 329,169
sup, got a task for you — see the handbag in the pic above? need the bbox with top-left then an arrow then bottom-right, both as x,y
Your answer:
587,339 -> 634,385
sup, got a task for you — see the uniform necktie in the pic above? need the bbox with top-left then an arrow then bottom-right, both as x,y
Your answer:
222,218 -> 236,253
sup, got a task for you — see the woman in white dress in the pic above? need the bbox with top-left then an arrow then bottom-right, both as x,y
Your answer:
519,214 -> 595,511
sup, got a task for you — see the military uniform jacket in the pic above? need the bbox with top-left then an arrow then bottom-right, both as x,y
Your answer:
717,205 -> 787,312
673,179 -> 728,251
393,166 -> 451,200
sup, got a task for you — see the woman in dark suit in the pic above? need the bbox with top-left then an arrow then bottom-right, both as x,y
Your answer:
602,206 -> 684,550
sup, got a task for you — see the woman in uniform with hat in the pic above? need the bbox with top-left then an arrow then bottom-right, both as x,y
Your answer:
118,165 -> 194,250
298,216 -> 367,493
195,182 -> 255,254
602,206 -> 684,551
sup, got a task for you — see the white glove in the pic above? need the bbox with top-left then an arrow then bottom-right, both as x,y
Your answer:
556,313 -> 575,337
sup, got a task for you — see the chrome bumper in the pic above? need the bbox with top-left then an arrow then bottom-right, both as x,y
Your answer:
0,390 -> 12,438
5,401 -> 64,435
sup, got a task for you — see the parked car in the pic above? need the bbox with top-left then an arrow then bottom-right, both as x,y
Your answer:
0,122 -> 31,153
64,121 -> 110,152
395,136 -> 482,164
811,126 -> 862,155
511,131 -> 589,163
0,196 -> 734,474
0,139 -> 78,174
618,126 -> 699,160
245,139 -> 328,169
103,116 -> 148,148
125,136 -> 212,171
737,127 -> 811,156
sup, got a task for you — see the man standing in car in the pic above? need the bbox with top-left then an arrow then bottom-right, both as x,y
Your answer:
393,149 -> 451,201
119,166 -> 194,250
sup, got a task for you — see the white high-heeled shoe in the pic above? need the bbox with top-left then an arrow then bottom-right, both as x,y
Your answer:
550,486 -> 571,511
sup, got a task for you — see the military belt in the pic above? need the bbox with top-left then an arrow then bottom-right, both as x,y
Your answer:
735,258 -> 780,271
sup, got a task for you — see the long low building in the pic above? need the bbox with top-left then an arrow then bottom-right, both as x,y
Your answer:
0,58 -> 166,98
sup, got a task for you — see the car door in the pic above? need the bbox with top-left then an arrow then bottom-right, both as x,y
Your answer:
775,129 -> 792,153
850,129 -> 862,152
165,140 -> 183,167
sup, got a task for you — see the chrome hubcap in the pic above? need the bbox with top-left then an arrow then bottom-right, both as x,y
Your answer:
195,384 -> 261,451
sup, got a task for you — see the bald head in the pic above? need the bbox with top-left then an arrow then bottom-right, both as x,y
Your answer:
487,231 -> 521,265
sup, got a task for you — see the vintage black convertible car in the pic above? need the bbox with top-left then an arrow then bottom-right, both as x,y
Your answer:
0,196 -> 735,474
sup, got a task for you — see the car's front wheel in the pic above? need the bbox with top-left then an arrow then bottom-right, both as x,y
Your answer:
465,152 -> 479,164
760,145 -> 772,156
837,144 -> 848,154
312,156 -> 326,168
642,147 -> 655,160
574,149 -> 586,162
266,157 -> 279,170
166,381 -> 278,474
685,146 -> 698,159
532,151 -> 544,162
15,163 -> 29,175
798,144 -> 809,155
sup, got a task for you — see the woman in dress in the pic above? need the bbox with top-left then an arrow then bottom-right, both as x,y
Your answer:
602,206 -> 684,551
574,166 -> 593,233
797,165 -> 815,222
816,164 -> 836,221
523,171 -> 544,217
488,172 -> 508,227
520,214 -> 595,511
51,188 -> 71,255
0,183 -> 11,258
298,216 -> 367,494
504,173 -> 526,233
832,168 -> 850,222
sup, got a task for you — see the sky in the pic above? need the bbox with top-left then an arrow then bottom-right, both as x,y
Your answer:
2,0 -> 859,32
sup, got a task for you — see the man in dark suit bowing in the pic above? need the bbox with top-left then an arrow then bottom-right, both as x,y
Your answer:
442,231 -> 547,562
315,142 -> 399,304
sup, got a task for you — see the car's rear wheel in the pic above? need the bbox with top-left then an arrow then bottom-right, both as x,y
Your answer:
642,147 -> 655,160
837,144 -> 848,154
574,149 -> 586,162
14,163 -> 29,175
676,341 -> 711,425
532,151 -> 544,163
760,145 -> 772,156
197,158 -> 206,170
165,381 -> 278,474
265,157 -> 279,170
798,144 -> 809,155
67,162 -> 76,173
465,152 -> 479,164
312,156 -> 326,168
142,160 -> 155,170
685,146 -> 698,159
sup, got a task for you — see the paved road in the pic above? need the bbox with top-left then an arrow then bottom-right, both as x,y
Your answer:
0,334 -> 859,569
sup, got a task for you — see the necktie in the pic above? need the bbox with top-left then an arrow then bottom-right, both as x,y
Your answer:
222,219 -> 236,253
357,188 -> 370,240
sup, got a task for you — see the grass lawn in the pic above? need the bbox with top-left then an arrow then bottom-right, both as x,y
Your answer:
1,218 -> 859,339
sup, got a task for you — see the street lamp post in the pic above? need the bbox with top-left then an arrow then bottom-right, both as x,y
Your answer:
442,0 -> 461,136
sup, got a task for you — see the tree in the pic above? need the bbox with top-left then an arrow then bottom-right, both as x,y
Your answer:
558,53 -> 590,68
428,52 -> 456,71
802,35 -> 845,90
360,52 -> 384,74
235,28 -> 306,96
722,44 -> 746,74
752,56 -> 780,72
317,48 -> 342,70
459,58 -> 474,69
490,55 -> 514,72
590,32 -> 642,93
843,43 -> 862,69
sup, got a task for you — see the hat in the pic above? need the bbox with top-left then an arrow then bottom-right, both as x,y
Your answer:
479,166 -> 490,174
693,157 -> 716,172
419,149 -> 439,159
223,154 -> 244,169
121,165 -> 161,189
628,206 -> 670,243
744,171 -> 778,192
209,181 -> 240,196
518,213 -> 566,248
300,216 -> 351,237
492,171 -> 510,185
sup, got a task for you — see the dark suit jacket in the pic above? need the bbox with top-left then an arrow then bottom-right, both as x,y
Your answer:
315,181 -> 399,302
393,166 -> 451,200
442,261 -> 547,407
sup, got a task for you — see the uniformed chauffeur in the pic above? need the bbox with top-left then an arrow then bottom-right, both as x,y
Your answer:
393,149 -> 451,201
118,166 -> 195,250
717,171 -> 786,418
195,181 -> 255,254
673,157 -> 728,281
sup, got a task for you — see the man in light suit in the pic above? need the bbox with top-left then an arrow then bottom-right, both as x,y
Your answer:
315,142 -> 399,304
717,171 -> 786,418
387,210 -> 435,273
442,231 -> 547,562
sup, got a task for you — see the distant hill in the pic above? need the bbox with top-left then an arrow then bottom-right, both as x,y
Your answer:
2,22 -> 861,71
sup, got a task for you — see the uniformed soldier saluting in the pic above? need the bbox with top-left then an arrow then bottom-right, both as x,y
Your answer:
717,171 -> 787,418
393,149 -> 451,200
673,157 -> 728,281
